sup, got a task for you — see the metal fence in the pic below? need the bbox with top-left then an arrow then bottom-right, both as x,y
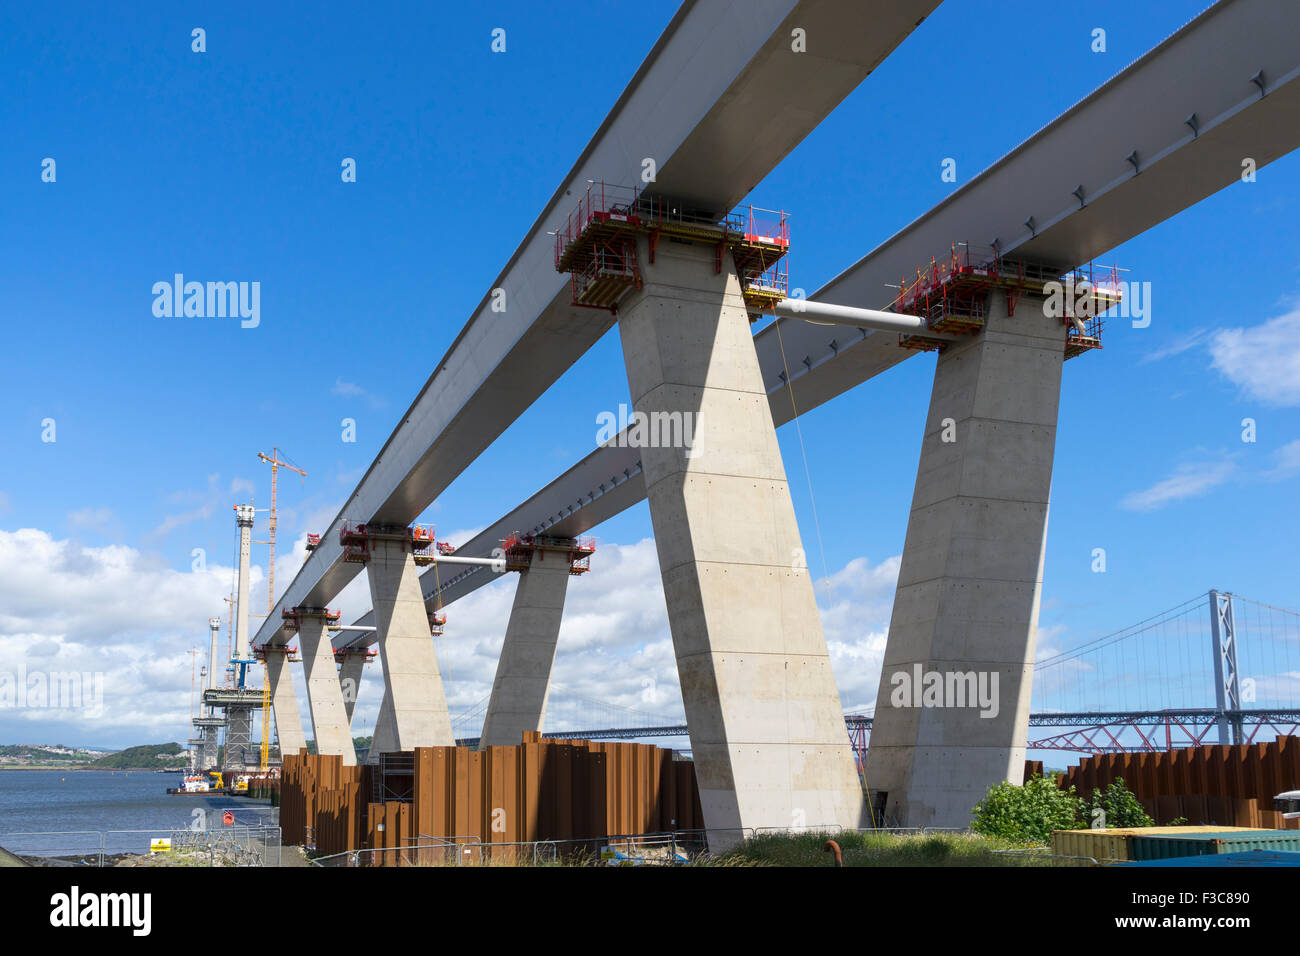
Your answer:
1,824 -> 281,867
310,825 -> 980,867
311,831 -> 703,867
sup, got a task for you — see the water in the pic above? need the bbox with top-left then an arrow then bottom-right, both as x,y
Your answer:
0,770 -> 274,858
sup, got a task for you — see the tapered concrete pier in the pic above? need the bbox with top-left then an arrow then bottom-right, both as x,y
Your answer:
365,534 -> 456,750
295,611 -> 356,765
865,290 -> 1063,827
337,649 -> 368,725
614,235 -> 866,843
479,541 -> 574,747
264,649 -> 307,758
366,683 -> 398,765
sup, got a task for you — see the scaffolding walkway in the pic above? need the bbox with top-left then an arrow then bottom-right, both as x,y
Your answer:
891,242 -> 1120,359
553,181 -> 789,315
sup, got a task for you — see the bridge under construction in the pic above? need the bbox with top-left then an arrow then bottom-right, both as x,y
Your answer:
189,0 -> 1300,844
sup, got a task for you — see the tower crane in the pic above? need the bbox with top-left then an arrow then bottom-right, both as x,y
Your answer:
256,447 -> 307,615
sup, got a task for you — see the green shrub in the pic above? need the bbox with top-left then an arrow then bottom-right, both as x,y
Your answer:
970,774 -> 1083,845
1084,777 -> 1154,829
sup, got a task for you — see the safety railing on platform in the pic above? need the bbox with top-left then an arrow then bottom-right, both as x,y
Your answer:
738,205 -> 790,246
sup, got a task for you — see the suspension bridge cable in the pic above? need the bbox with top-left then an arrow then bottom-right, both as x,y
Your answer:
1035,593 -> 1206,667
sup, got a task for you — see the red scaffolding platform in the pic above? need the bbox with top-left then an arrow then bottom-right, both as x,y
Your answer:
280,606 -> 341,631
553,181 -> 789,315
339,522 -> 445,565
892,242 -> 1119,358
500,533 -> 596,574
253,643 -> 300,661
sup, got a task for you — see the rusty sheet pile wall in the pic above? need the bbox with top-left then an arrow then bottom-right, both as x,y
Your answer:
281,732 -> 703,858
279,748 -> 369,854
1059,735 -> 1300,829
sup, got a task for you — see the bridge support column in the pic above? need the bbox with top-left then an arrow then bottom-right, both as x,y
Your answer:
615,235 -> 865,845
337,651 -> 368,726
366,683 -> 398,765
865,290 -> 1064,828
297,615 -> 357,765
479,543 -> 573,747
265,652 -> 306,759
366,538 -> 456,750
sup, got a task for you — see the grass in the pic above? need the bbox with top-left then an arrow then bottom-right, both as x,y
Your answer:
704,830 -> 1067,867
308,831 -> 1079,867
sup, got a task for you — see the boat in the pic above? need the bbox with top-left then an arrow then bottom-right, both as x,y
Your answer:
166,773 -> 214,795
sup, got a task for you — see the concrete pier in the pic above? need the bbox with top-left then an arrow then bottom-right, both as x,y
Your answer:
864,290 -> 1063,828
265,652 -> 307,758
614,235 -> 866,842
337,650 -> 368,725
365,536 -> 456,750
479,543 -> 573,747
366,684 -> 398,765
296,613 -> 357,765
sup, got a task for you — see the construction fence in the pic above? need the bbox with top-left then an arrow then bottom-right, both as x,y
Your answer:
0,825 -> 281,867
1058,734 -> 1300,829
281,732 -> 704,862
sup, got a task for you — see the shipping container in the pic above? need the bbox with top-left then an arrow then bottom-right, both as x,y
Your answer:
1131,829 -> 1300,861
1051,826 -> 1265,862
1123,849 -> 1300,867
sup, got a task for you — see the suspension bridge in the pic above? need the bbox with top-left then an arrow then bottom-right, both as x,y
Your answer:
448,590 -> 1300,761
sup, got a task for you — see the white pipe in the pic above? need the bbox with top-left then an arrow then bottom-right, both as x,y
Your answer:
330,625 -> 377,632
770,298 -> 962,339
434,554 -> 507,572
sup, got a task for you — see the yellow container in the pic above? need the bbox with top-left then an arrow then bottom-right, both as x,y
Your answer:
1051,826 -> 1265,862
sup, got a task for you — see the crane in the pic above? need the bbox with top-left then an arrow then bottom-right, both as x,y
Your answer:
188,648 -> 200,719
256,447 -> 307,615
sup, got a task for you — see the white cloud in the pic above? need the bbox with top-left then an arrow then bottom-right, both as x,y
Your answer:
310,542 -> 900,741
66,507 -> 116,535
1265,439 -> 1300,480
330,378 -> 365,398
331,378 -> 386,409
0,523 -> 901,751
1209,308 -> 1300,406
149,473 -> 227,539
1119,458 -> 1236,511
0,529 -> 234,744
1139,328 -> 1213,365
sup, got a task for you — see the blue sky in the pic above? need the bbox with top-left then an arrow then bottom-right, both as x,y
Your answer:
1,0 -> 1297,753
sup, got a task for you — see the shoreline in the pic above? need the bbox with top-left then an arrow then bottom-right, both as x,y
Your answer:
0,766 -> 187,772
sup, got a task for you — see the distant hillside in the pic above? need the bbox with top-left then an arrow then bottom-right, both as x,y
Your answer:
0,744 -> 111,768
90,743 -> 188,769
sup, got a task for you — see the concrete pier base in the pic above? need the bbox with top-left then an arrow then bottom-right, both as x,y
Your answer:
366,537 -> 456,750
265,653 -> 307,759
614,235 -> 866,844
298,616 -> 357,766
864,290 -> 1063,828
479,544 -> 573,747
366,684 -> 398,765
338,651 -> 367,725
